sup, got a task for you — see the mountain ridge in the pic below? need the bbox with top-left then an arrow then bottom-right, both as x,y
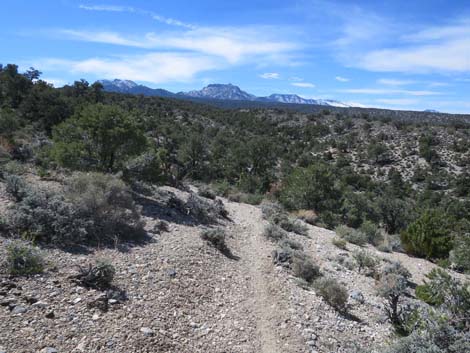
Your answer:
97,79 -> 353,107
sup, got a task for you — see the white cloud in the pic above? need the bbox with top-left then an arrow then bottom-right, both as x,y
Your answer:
339,88 -> 441,96
335,76 -> 349,82
58,27 -> 298,64
356,19 -> 470,73
377,78 -> 416,86
42,78 -> 67,87
359,39 -> 470,73
292,82 -> 315,88
260,72 -> 280,79
40,52 -> 222,84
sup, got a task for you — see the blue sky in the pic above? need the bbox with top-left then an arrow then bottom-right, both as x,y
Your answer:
2,0 -> 470,113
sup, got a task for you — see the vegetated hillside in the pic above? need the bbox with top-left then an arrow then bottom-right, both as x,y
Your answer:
0,64 -> 469,353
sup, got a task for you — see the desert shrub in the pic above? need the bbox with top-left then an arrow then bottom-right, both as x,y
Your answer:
66,172 -> 145,242
4,241 -> 44,275
332,237 -> 347,250
279,238 -> 303,251
334,254 -> 356,270
359,220 -> 383,246
4,173 -> 27,201
200,228 -> 230,254
377,243 -> 392,253
72,260 -> 115,290
123,149 -> 170,184
291,254 -> 321,283
377,262 -> 412,334
8,187 -> 89,244
380,324 -> 470,353
228,192 -> 263,205
271,213 -> 308,236
184,193 -> 228,223
263,223 -> 287,242
416,268 -> 470,328
198,185 -> 216,200
260,201 -> 284,220
335,225 -> 367,246
401,210 -> 452,259
293,209 -> 318,225
353,250 -> 379,275
449,233 -> 470,273
9,173 -> 145,245
314,277 -> 348,312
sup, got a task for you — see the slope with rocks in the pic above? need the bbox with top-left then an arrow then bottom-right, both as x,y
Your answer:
0,184 -> 466,353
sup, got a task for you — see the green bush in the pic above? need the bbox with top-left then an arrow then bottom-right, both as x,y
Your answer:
4,241 -> 44,275
400,210 -> 452,259
314,277 -> 348,312
279,163 -> 341,212
449,233 -> 470,273
51,103 -> 146,172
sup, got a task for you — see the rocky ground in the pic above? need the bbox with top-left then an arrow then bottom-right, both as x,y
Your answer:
0,185 -> 465,353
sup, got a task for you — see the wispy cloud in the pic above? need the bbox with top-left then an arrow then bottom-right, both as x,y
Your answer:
292,82 -> 315,88
260,72 -> 280,79
339,88 -> 442,96
376,98 -> 419,106
79,4 -> 196,29
377,78 -> 416,86
335,76 -> 349,82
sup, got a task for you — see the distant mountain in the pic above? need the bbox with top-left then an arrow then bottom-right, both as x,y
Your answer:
261,94 -> 317,105
424,109 -> 440,113
98,79 -> 175,97
181,83 -> 256,101
97,80 -> 350,107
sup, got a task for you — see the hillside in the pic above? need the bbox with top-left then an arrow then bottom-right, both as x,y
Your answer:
0,65 -> 469,353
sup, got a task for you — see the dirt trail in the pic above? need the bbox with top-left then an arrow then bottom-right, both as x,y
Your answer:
225,200 -> 302,353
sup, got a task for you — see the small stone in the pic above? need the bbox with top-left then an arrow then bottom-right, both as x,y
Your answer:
167,269 -> 177,278
350,290 -> 365,304
108,299 -> 118,305
0,298 -> 16,306
92,314 -> 100,321
307,340 -> 316,347
140,327 -> 154,337
73,297 -> 82,304
32,301 -> 48,308
45,311 -> 55,319
11,305 -> 27,314
41,348 -> 58,353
